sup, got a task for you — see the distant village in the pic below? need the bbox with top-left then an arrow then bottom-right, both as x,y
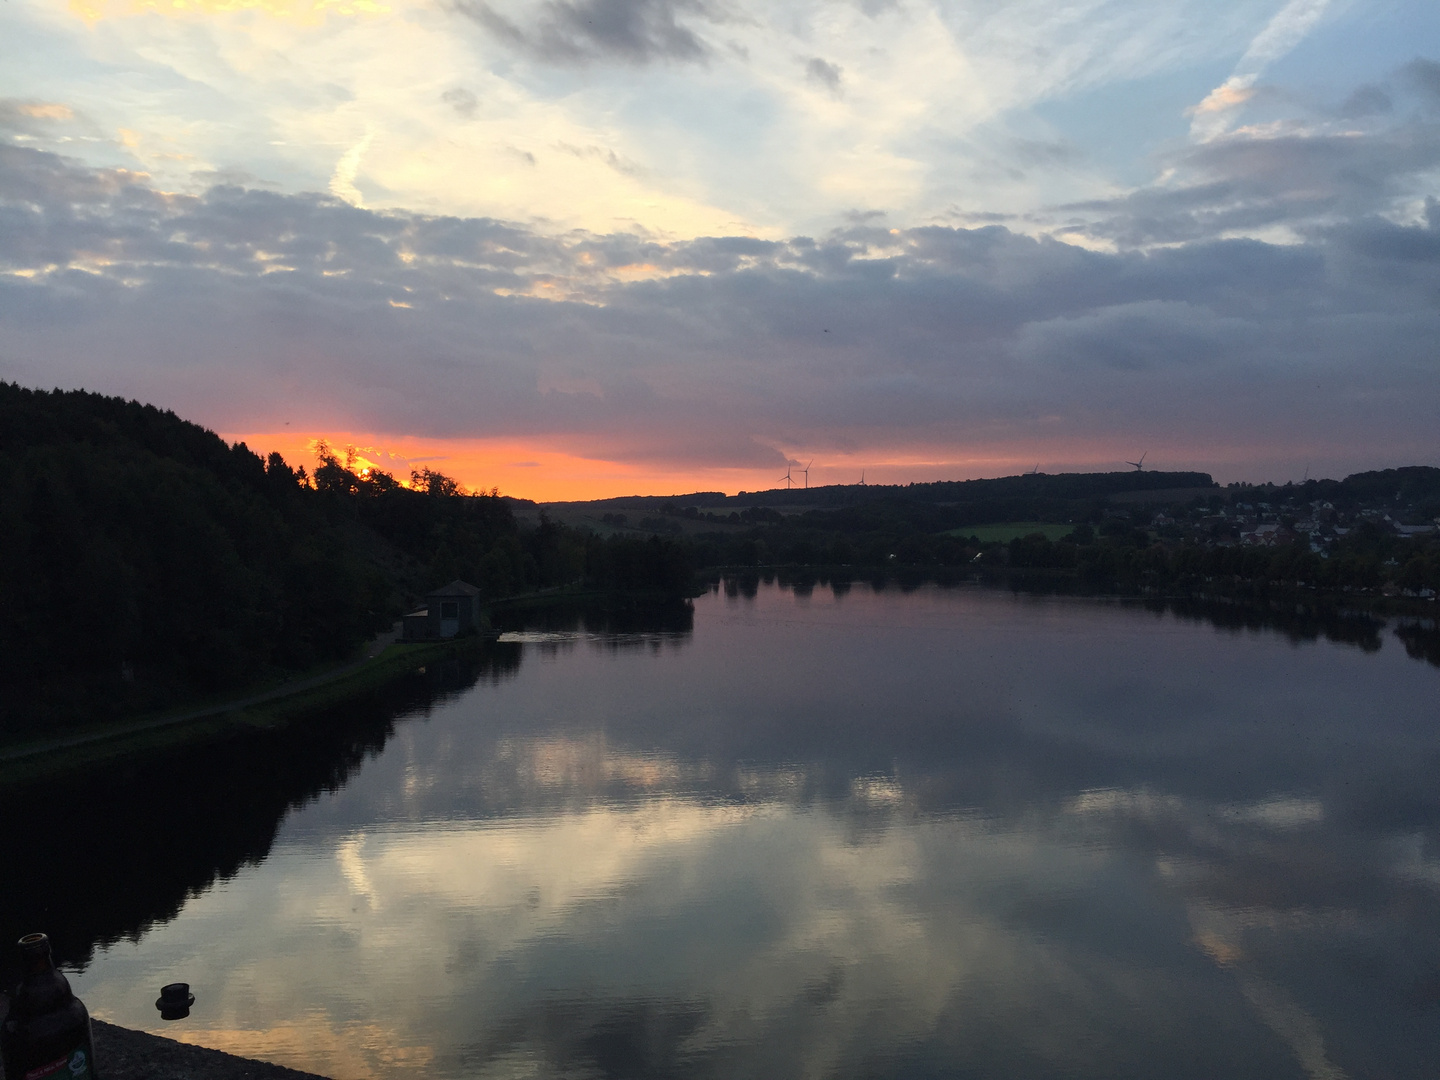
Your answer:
1144,496 -> 1438,553
541,469 -> 1440,602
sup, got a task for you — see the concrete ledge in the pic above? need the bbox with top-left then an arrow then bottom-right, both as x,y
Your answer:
92,1020 -> 332,1080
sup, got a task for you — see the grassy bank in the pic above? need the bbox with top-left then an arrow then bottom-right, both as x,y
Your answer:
0,583 -> 700,782
0,636 -> 486,784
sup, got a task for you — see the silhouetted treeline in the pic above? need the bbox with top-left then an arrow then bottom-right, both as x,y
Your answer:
714,469 -> 1217,509
308,448 -> 692,598
0,386 -> 390,734
0,385 -> 693,736
1294,466 -> 1440,513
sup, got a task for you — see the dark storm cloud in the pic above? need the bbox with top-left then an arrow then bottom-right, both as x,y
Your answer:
451,0 -> 727,65
2,101 -> 1440,476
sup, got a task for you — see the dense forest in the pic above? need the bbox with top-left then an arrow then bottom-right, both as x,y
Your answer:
0,384 -> 688,736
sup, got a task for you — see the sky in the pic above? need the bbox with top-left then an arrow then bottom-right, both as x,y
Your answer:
1,0 -> 1439,498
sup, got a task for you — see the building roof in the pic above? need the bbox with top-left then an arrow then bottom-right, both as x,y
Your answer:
428,579 -> 481,597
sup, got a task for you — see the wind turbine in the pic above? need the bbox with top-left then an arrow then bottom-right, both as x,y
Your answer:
1026,464 -> 1040,475
858,470 -> 866,486
781,465 -> 794,490
802,460 -> 812,489
1125,451 -> 1147,472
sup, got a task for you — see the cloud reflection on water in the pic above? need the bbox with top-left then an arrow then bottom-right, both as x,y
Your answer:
78,775 -> 1297,1079
74,740 -> 1430,1079
45,583 -> 1440,1079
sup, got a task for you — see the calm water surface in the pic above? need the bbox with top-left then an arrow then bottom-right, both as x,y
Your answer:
20,582 -> 1440,1078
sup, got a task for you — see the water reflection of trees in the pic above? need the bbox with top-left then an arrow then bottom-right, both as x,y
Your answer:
1394,620 -> 1440,667
491,596 -> 694,638
1153,596 -> 1386,653
0,642 -> 521,981
716,570 -> 1440,669
717,569 -> 936,601
491,596 -> 696,657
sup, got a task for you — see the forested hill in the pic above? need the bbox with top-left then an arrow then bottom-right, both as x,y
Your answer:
735,470 -> 1218,508
0,384 -> 689,737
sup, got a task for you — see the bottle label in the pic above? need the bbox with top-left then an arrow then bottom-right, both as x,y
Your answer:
22,1046 -> 92,1080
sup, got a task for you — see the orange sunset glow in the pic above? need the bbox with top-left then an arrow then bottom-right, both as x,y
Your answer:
226,431 -> 1130,502
225,432 -> 787,502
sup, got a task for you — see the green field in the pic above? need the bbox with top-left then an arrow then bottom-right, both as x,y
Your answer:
945,522 -> 1075,543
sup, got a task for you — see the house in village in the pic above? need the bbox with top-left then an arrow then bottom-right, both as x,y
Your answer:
403,580 -> 482,641
1239,522 -> 1298,548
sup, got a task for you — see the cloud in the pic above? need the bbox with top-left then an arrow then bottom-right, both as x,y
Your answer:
18,0 -> 1393,243
1336,84 -> 1392,120
1235,0 -> 1332,72
557,142 -> 647,177
8,102 -> 75,123
451,0 -> 727,65
3,106 -> 1440,486
1013,300 -> 1248,373
329,128 -> 374,207
1401,57 -> 1440,103
804,57 -> 843,95
1190,0 -> 1334,141
69,0 -> 389,22
1064,65 -> 1440,249
1190,81 -> 1257,119
441,88 -> 480,120
0,99 -> 94,145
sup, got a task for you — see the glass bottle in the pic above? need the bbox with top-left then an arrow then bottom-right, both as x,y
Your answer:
0,934 -> 96,1080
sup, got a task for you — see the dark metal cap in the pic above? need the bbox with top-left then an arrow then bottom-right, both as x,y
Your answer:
156,982 -> 195,1021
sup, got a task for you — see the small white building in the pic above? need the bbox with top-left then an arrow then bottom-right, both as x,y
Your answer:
403,580 -> 482,641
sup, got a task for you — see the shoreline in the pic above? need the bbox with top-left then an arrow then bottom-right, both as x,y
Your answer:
0,634 -> 488,783
4,573 -> 1432,782
697,562 -> 1440,618
91,1019 -> 333,1080
0,585 -> 693,781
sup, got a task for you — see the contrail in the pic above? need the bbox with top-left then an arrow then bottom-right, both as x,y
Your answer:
1189,0 -> 1333,142
330,127 -> 376,207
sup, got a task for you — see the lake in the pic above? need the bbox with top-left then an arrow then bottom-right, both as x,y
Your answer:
9,579 -> 1440,1079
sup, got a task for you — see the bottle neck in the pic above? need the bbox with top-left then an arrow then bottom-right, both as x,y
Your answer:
10,937 -> 72,1019
17,935 -> 55,978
